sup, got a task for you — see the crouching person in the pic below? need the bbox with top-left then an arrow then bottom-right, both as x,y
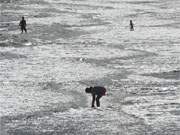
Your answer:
85,86 -> 106,108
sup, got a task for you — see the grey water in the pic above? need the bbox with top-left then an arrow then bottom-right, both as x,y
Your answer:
0,0 -> 180,134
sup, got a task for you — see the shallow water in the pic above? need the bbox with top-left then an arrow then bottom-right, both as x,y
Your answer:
0,0 -> 180,135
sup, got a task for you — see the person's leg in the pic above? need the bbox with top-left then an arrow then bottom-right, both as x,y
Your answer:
131,25 -> 134,31
96,95 -> 102,107
22,27 -> 26,33
21,27 -> 23,33
24,27 -> 27,33
92,94 -> 95,108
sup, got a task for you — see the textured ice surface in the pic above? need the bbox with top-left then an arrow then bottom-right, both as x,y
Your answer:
0,0 -> 180,135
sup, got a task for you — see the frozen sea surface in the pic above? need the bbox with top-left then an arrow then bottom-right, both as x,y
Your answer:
0,0 -> 180,135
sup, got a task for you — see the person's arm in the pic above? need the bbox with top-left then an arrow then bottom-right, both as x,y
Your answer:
91,94 -> 95,108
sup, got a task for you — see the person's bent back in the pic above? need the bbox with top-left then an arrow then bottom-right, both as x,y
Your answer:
85,86 -> 106,107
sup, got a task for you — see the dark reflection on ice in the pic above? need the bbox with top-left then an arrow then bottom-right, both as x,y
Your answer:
143,70 -> 180,80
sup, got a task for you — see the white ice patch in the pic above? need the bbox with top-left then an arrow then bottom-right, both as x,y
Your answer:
0,45 -> 114,117
0,85 -> 73,117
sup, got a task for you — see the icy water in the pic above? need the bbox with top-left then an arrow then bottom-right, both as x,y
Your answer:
0,0 -> 180,134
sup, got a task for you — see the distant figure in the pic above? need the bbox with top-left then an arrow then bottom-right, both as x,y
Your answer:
19,16 -> 27,33
85,86 -> 106,108
130,20 -> 134,31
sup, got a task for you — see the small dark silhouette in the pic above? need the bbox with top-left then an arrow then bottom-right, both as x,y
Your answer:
85,86 -> 106,108
130,20 -> 134,31
19,16 -> 27,33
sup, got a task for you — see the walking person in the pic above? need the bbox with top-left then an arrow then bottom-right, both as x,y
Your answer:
85,86 -> 106,108
130,20 -> 134,31
19,16 -> 27,33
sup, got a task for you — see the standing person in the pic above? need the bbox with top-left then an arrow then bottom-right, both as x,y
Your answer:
19,16 -> 27,33
85,86 -> 106,108
130,20 -> 134,31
